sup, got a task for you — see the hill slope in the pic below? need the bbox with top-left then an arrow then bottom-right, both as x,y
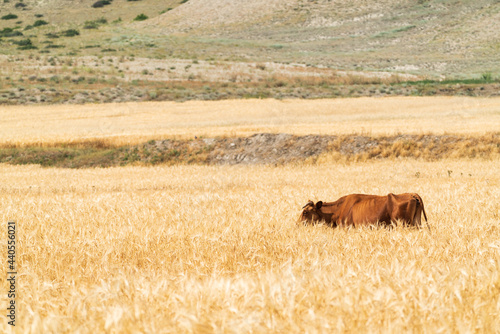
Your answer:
142,0 -> 500,76
0,0 -> 499,105
1,0 -> 499,77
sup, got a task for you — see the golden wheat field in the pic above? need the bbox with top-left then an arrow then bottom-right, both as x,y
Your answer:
1,97 -> 500,333
0,160 -> 499,333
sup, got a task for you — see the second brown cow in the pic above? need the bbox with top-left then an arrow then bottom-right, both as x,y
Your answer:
300,193 -> 428,229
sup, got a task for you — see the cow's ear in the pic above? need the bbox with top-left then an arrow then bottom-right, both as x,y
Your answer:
316,201 -> 323,209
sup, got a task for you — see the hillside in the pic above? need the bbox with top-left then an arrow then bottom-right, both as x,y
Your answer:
144,0 -> 292,32
0,0 -> 180,25
1,0 -> 499,77
0,0 -> 499,105
143,0 -> 500,77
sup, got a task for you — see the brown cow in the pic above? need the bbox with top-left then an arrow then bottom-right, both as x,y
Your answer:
299,193 -> 428,229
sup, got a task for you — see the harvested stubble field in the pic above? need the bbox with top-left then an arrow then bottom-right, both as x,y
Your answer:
0,97 -> 500,333
1,96 -> 500,146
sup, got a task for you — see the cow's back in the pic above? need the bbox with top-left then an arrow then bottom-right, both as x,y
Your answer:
337,194 -> 390,227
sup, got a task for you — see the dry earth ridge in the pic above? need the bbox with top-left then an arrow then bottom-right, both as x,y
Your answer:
2,133 -> 499,168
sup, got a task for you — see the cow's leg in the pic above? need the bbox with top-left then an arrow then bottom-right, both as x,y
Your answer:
406,198 -> 418,227
412,195 -> 426,229
409,195 -> 424,228
389,193 -> 412,227
413,205 -> 422,227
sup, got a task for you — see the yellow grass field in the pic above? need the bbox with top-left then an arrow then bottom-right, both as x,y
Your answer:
0,97 -> 499,333
1,96 -> 500,146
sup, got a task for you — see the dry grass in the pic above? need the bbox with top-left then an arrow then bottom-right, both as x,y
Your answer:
0,55 -> 417,84
1,96 -> 499,147
0,159 -> 499,332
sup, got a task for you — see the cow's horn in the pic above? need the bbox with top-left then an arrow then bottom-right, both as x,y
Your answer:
302,200 -> 313,209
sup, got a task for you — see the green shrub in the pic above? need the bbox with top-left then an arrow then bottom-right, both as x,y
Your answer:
18,44 -> 38,50
92,0 -> 112,8
12,39 -> 37,49
1,14 -> 18,20
133,14 -> 148,21
13,38 -> 33,46
160,8 -> 173,14
45,44 -> 65,49
82,44 -> 100,49
84,18 -> 107,29
33,20 -> 49,27
62,29 -> 80,37
83,21 -> 98,29
0,28 -> 23,37
6,30 -> 23,37
0,27 -> 13,34
95,18 -> 108,24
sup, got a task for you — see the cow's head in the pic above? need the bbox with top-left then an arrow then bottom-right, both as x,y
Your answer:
299,200 -> 323,224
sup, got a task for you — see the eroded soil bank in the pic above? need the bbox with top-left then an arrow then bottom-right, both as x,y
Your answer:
1,133 -> 498,168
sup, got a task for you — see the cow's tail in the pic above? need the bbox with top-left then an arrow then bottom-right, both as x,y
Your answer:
415,194 -> 430,232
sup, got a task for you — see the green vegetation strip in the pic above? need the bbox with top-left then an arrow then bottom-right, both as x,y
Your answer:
2,81 -> 500,105
1,133 -> 498,168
